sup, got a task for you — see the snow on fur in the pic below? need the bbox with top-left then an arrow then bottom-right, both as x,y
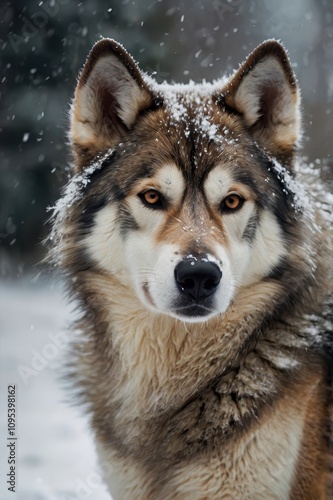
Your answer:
48,150 -> 113,222
146,76 -> 229,141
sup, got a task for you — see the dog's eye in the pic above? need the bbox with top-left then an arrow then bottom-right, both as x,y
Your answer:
143,190 -> 160,204
139,190 -> 164,209
220,194 -> 244,212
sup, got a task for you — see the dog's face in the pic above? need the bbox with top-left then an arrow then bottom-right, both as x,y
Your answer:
65,39 -> 300,323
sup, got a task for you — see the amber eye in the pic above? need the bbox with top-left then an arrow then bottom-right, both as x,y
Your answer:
139,189 -> 165,209
221,194 -> 244,212
143,190 -> 160,204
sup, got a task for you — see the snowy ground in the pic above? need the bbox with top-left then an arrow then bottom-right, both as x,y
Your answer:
0,276 -> 112,500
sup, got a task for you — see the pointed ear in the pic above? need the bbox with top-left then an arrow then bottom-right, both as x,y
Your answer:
220,40 -> 301,163
70,38 -> 154,171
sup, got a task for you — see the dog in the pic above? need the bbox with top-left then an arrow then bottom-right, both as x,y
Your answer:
50,38 -> 332,499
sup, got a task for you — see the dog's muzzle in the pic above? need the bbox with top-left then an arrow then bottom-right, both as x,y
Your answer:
174,257 -> 222,316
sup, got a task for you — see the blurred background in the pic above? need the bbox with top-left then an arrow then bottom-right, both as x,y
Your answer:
0,0 -> 332,274
0,1 -> 332,499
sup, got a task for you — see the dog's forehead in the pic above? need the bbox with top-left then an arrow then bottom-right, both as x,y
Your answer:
134,91 -> 252,181
158,86 -> 243,150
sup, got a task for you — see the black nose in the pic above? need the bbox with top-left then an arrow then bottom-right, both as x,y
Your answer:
174,258 -> 222,301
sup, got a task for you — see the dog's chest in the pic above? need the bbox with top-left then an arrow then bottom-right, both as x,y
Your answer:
97,354 -> 310,500
98,394 -> 306,500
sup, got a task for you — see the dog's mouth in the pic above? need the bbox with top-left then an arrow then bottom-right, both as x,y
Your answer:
170,303 -> 215,319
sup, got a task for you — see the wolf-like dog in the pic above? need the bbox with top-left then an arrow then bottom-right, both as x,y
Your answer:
51,39 -> 332,499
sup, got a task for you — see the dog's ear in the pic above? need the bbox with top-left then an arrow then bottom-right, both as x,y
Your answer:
70,38 -> 154,171
220,40 -> 301,163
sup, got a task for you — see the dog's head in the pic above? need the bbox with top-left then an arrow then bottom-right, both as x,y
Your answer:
64,39 -> 302,323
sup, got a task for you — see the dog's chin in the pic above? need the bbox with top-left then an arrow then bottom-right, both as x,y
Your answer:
168,306 -> 218,323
